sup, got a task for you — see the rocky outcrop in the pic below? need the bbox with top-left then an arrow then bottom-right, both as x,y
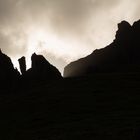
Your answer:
0,50 -> 62,90
64,20 -> 140,77
0,50 -> 20,89
19,53 -> 62,87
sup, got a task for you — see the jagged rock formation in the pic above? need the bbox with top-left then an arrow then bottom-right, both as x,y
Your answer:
19,53 -> 62,87
31,53 -> 62,80
0,50 -> 62,89
0,50 -> 20,89
64,20 -> 140,77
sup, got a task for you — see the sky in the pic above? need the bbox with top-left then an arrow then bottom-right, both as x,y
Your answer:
0,0 -> 140,74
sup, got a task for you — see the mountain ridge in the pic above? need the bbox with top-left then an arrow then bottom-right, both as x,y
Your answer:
64,20 -> 140,77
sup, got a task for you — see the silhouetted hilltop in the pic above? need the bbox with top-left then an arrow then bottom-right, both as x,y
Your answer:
64,20 -> 140,77
0,50 -> 20,89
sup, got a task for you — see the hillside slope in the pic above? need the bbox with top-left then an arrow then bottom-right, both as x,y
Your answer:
1,72 -> 140,139
64,20 -> 140,77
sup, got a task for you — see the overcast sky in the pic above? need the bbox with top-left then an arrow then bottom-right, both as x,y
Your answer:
0,0 -> 140,73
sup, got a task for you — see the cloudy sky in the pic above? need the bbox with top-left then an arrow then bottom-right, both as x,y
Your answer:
0,0 -> 140,74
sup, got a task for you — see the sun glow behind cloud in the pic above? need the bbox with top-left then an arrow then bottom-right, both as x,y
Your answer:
12,26 -> 91,72
0,0 -> 140,74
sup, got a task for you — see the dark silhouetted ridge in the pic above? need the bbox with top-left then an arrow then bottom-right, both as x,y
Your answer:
64,20 -> 140,77
0,51 -> 62,90
0,50 -> 20,89
20,53 -> 62,87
